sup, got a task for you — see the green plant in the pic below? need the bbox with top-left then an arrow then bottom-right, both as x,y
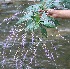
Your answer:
16,0 -> 67,37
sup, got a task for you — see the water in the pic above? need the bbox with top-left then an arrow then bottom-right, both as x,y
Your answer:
0,1 -> 70,69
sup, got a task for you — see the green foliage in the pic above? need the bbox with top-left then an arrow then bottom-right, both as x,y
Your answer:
16,0 -> 67,37
40,24 -> 47,38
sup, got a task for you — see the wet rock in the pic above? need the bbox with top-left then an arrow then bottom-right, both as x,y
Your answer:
1,1 -> 13,5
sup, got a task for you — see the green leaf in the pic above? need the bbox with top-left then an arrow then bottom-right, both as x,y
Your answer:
40,24 -> 47,38
16,17 -> 24,24
25,22 -> 34,31
35,15 -> 40,23
53,19 -> 60,26
43,24 -> 55,28
26,19 -> 33,26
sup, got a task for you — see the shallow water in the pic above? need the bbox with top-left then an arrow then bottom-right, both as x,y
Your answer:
0,1 -> 70,69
